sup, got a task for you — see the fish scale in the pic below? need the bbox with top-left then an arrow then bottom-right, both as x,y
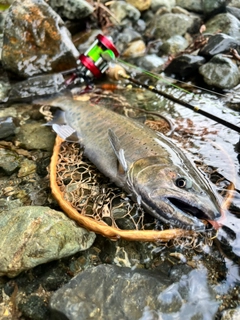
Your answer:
35,94 -> 222,230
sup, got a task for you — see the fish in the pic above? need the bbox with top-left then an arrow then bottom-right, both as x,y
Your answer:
34,93 -> 222,230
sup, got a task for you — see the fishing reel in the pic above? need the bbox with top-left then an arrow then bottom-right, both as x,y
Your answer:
65,34 -> 119,85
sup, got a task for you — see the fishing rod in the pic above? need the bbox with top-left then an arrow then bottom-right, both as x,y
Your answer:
64,34 -> 240,134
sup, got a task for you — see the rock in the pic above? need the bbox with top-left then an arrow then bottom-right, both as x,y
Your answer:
221,307 -> 240,320
165,54 -> 206,78
137,54 -> 166,70
49,264 -> 170,320
126,0 -> 151,11
18,295 -> 50,320
202,0 -> 226,16
2,0 -> 78,79
226,6 -> 240,20
115,27 -> 142,53
159,35 -> 189,55
48,0 -> 94,20
0,148 -> 21,175
146,12 -> 201,41
175,0 -> 203,12
199,54 -> 240,89
0,116 -> 17,139
18,158 -> 36,177
0,206 -> 96,277
199,33 -> 240,57
151,0 -> 176,11
50,265 -> 219,320
7,73 -> 66,102
227,0 -> 240,9
122,39 -> 146,57
110,1 -> 141,24
16,121 -> 56,151
204,13 -> 240,42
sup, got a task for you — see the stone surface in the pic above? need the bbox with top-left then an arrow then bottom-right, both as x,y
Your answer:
122,39 -> 146,57
50,265 -> 219,320
50,264 -> 170,320
159,35 -> 189,55
199,33 -> 240,57
175,0 -> 203,12
48,0 -> 94,20
126,0 -> 151,11
204,13 -> 240,41
199,54 -> 240,89
0,148 -> 21,175
221,307 -> 240,320
2,0 -> 78,79
146,12 -> 201,41
151,0 -> 176,11
0,206 -> 96,277
16,121 -> 56,151
226,6 -> 240,20
110,0 -> 141,24
165,54 -> 206,78
0,116 -> 17,139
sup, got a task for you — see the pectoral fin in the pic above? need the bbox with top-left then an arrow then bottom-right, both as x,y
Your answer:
52,124 -> 80,142
108,128 -> 128,174
45,110 -> 66,126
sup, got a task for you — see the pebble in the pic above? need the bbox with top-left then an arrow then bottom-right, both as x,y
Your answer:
221,306 -> 240,320
2,0 -> 78,79
151,0 -> 176,11
199,33 -> 240,57
126,0 -> 151,11
0,148 -> 21,175
122,39 -> 146,57
204,13 -> 240,41
0,206 -> 96,277
16,121 -> 56,151
199,54 -> 240,89
0,116 -> 17,139
48,0 -> 94,20
165,54 -> 206,78
110,1 -> 141,24
146,12 -> 201,41
159,35 -> 189,55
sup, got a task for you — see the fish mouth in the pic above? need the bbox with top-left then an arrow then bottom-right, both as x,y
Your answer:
168,197 -> 212,220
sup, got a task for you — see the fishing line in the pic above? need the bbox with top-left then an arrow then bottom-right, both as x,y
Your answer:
114,68 -> 240,134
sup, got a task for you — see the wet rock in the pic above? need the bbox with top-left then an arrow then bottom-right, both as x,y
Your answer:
49,264 -> 170,320
159,35 -> 189,55
137,54 -> 166,70
18,158 -> 36,177
48,0 -> 93,20
0,66 -> 11,103
126,0 -> 151,11
165,54 -> 206,78
226,0 -> 240,9
151,0 -> 176,11
18,295 -> 50,320
110,1 -> 141,25
226,6 -> 240,20
2,0 -> 78,79
199,33 -> 240,57
175,0 -> 203,12
0,148 -> 21,175
204,13 -> 240,42
0,206 -> 96,277
199,54 -> 240,89
122,39 -> 146,57
221,306 -> 240,320
7,74 -> 66,102
16,121 -> 56,151
202,0 -> 226,16
146,12 -> 201,41
115,27 -> 142,53
0,116 -> 17,139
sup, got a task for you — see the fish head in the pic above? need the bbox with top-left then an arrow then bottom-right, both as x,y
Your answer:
127,156 -> 222,230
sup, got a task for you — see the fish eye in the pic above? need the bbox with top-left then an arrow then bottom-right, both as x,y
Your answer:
175,177 -> 192,189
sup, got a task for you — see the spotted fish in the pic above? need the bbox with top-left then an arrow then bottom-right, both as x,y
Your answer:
35,94 -> 222,230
